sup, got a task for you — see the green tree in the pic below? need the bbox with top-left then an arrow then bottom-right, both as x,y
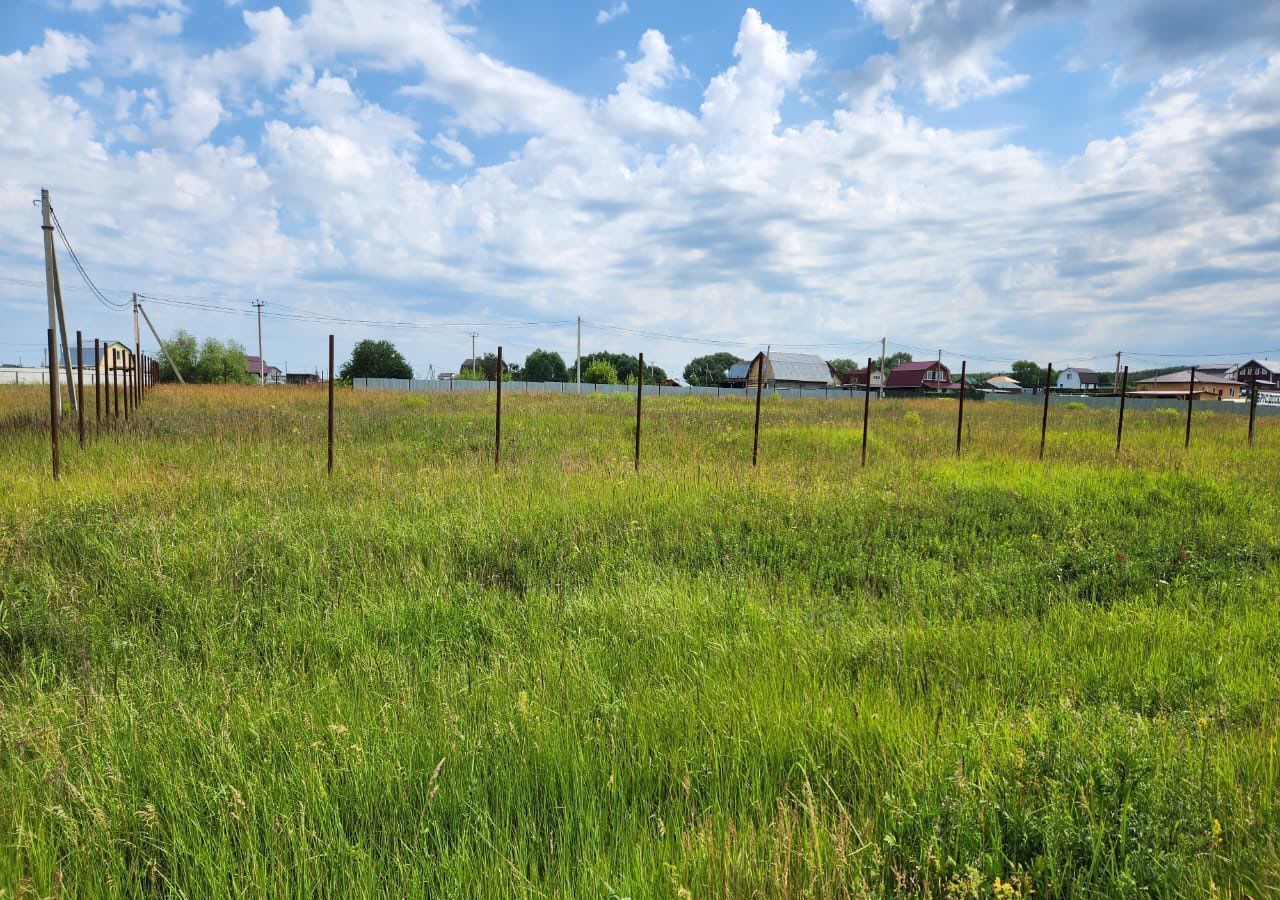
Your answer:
1010,360 -> 1045,387
884,351 -> 913,370
339,340 -> 413,382
826,358 -> 859,375
582,359 -> 619,384
157,330 -> 199,383
684,352 -> 743,386
190,337 -> 254,384
577,352 -> 666,384
522,349 -> 569,382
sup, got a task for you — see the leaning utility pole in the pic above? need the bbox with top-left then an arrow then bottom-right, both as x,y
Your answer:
576,316 -> 582,394
253,299 -> 265,384
137,300 -> 186,384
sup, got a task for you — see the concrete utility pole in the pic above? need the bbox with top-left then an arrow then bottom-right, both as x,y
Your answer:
879,336 -> 887,399
470,332 -> 478,374
576,317 -> 582,394
133,293 -> 142,397
253,299 -> 265,384
40,189 -> 65,413
138,301 -> 186,384
1114,351 -> 1122,395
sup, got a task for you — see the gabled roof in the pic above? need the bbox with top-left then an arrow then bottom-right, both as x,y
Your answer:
885,359 -> 950,389
725,362 -> 750,380
763,352 -> 833,385
1062,367 -> 1099,383
1238,359 -> 1280,374
889,360 -> 941,373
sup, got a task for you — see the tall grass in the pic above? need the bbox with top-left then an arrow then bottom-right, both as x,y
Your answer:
0,384 -> 1277,897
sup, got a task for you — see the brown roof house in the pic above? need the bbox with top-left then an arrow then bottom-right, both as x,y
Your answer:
885,360 -> 961,391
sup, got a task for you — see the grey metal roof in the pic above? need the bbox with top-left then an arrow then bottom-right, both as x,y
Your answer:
1137,369 -> 1243,385
726,362 -> 750,380
766,352 -> 833,385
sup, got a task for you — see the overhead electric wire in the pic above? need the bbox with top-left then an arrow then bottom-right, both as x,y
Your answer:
49,208 -> 131,310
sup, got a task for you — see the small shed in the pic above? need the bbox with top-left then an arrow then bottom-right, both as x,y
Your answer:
1133,370 -> 1244,400
745,353 -> 838,390
1056,367 -> 1100,391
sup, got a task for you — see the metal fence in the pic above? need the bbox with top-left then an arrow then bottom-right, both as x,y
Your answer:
984,391 -> 1280,418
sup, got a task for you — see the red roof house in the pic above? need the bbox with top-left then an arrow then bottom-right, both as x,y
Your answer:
885,360 -> 961,391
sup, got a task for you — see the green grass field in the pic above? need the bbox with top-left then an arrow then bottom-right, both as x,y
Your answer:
1,384 -> 1278,897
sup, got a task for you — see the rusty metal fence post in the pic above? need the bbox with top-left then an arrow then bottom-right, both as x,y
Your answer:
634,352 -> 644,472
48,328 -> 59,480
76,331 -> 85,448
751,351 -> 764,467
1039,363 -> 1053,460
955,360 -> 967,457
1115,366 -> 1129,459
94,338 -> 101,430
861,356 -> 872,467
494,346 -> 503,469
327,335 -> 335,475
1185,366 -> 1196,449
1249,374 -> 1258,447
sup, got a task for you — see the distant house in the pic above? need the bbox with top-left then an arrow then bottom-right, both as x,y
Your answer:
1234,360 -> 1280,391
1197,363 -> 1239,380
286,372 -> 318,385
64,340 -> 132,376
245,355 -> 282,383
840,366 -> 885,391
885,360 -> 960,391
1056,367 -> 1100,391
744,353 -> 838,390
722,361 -> 751,387
1133,370 -> 1244,400
984,375 -> 1021,392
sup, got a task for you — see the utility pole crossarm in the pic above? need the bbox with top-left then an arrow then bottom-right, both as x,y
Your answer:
137,301 -> 186,384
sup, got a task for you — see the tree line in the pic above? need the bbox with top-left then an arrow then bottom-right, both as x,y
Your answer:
160,333 -> 1143,390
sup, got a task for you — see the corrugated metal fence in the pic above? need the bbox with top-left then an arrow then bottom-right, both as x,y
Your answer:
353,377 -> 877,402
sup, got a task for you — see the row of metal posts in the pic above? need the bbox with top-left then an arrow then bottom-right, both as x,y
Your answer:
47,328 -> 154,479
309,340 -> 1263,475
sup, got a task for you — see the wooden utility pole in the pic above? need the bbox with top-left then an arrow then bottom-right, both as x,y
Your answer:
955,360 -> 967,456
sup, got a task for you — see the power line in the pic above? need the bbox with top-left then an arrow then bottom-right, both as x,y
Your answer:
48,209 -> 131,310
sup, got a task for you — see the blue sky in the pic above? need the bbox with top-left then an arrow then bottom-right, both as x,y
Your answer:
1,0 -> 1278,376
